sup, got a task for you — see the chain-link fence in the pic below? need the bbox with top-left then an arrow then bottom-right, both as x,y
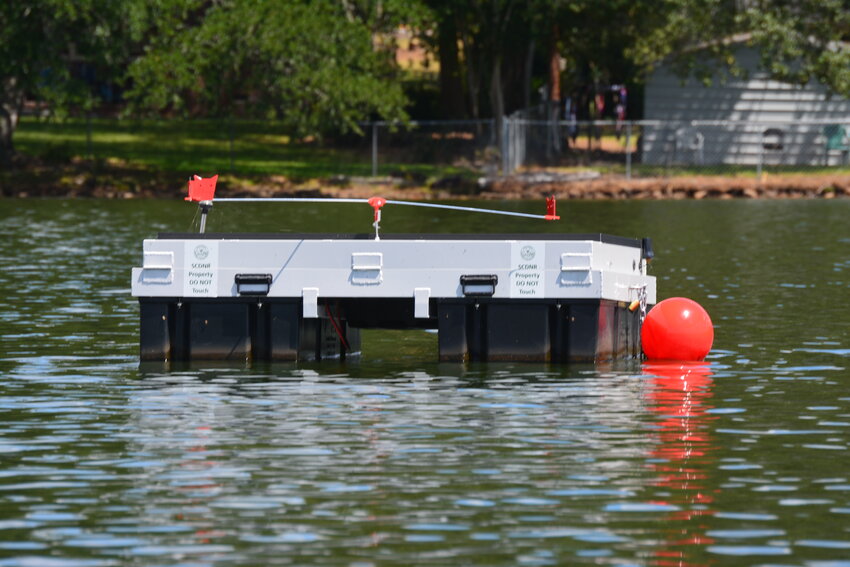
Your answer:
15,114 -> 850,180
14,116 -> 498,180
502,118 -> 850,177
365,120 -> 498,178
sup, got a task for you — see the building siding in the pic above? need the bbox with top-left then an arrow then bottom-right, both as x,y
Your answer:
642,47 -> 850,166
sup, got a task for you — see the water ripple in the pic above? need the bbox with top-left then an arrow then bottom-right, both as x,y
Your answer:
3,200 -> 850,565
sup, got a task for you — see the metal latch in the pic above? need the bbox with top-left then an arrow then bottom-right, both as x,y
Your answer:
560,253 -> 592,285
351,252 -> 382,285
460,274 -> 498,297
141,251 -> 173,284
235,273 -> 272,296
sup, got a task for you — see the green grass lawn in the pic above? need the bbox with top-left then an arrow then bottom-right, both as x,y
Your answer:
13,117 -> 850,184
629,163 -> 850,177
13,117 -> 479,181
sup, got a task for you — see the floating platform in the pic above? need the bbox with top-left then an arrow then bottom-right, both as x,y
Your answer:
131,232 -> 656,362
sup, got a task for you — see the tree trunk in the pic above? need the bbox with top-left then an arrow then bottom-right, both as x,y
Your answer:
548,24 -> 561,106
437,13 -> 465,119
523,39 -> 535,110
0,105 -> 18,167
490,58 -> 504,146
459,24 -> 480,120
0,79 -> 22,166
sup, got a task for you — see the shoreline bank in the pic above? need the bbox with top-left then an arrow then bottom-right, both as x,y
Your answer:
3,160 -> 849,201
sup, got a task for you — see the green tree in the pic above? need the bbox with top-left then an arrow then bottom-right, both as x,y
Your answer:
743,0 -> 850,95
425,1 -> 654,121
428,0 -> 850,125
125,0 -> 418,136
0,0 -> 128,164
424,0 -> 536,140
632,0 -> 850,96
0,0 -> 424,165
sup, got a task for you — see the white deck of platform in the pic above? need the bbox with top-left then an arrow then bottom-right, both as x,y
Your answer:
132,237 -> 656,318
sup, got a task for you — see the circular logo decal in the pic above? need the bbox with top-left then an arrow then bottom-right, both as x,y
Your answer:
520,245 -> 536,261
194,244 -> 210,260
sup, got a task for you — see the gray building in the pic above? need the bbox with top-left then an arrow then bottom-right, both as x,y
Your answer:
642,45 -> 850,166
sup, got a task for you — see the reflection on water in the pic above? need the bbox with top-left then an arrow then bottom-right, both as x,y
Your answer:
644,362 -> 716,565
1,198 -> 849,565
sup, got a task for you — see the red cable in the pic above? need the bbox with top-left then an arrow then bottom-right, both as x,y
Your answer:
325,304 -> 350,351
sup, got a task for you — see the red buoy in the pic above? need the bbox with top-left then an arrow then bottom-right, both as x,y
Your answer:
641,297 -> 714,361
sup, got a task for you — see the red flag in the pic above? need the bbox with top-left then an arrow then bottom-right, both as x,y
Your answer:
185,175 -> 218,202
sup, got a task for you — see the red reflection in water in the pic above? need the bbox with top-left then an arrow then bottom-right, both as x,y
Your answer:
644,361 -> 717,566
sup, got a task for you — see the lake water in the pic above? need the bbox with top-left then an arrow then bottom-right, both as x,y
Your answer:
1,197 -> 850,566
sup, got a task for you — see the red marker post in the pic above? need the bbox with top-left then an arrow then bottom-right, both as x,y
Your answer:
186,175 -> 218,233
368,196 -> 387,240
545,196 -> 560,221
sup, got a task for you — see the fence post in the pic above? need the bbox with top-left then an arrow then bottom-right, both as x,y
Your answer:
371,122 -> 378,177
86,112 -> 93,160
501,117 -> 510,175
625,121 -> 632,180
507,119 -> 519,174
517,119 -> 524,172
228,118 -> 235,174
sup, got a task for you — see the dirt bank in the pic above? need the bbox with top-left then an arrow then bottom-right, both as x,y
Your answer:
487,174 -> 850,200
3,156 -> 849,200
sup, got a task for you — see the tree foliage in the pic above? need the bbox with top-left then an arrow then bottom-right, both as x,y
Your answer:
4,0 -> 850,167
424,0 -> 662,125
742,0 -> 850,95
631,0 -> 850,96
0,0 -> 128,162
125,0 -> 415,136
629,0 -> 741,84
